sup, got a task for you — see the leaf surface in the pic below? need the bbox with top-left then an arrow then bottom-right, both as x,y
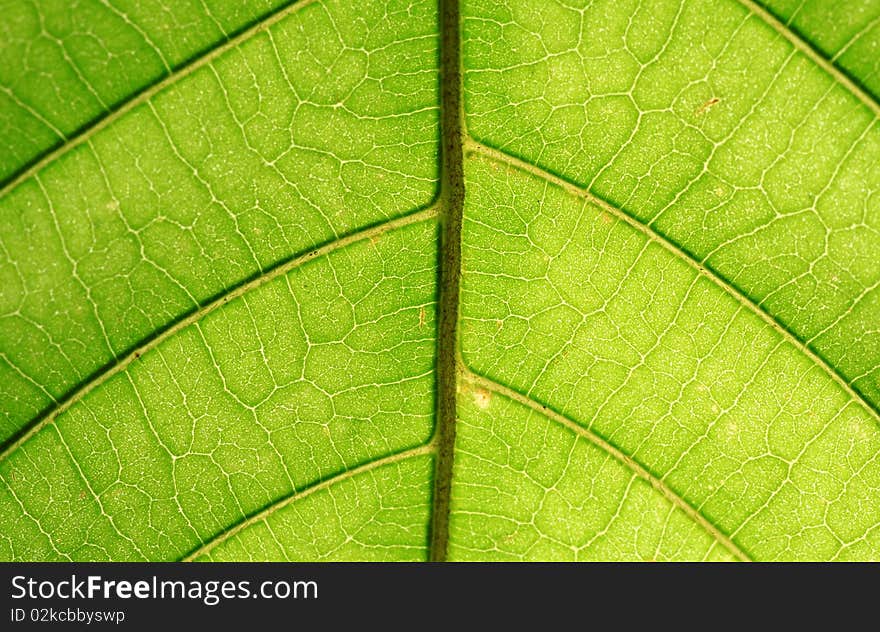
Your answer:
0,0 -> 301,183
1,0 -> 879,561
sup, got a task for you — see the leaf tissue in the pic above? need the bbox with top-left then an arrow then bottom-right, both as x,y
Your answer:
1,0 -> 879,561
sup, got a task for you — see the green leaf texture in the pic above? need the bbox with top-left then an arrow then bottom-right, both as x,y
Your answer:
1,0 -> 879,561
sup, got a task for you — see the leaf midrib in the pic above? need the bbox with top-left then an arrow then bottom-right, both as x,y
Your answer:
2,0 -> 876,204
179,366 -> 751,562
3,0 -> 878,562
4,140 -> 873,563
428,0 -> 466,563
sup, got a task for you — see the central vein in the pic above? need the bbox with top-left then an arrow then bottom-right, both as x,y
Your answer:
428,0 -> 464,562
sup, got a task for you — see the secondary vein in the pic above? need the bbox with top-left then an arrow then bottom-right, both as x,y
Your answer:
736,0 -> 880,117
0,0 -> 320,199
0,206 -> 438,467
463,369 -> 752,562
466,139 -> 880,431
180,443 -> 435,561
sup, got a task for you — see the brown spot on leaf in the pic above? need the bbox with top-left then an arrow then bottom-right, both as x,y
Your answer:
473,388 -> 491,409
695,97 -> 720,117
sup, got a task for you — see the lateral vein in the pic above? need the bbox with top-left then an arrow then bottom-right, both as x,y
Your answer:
180,443 -> 436,561
0,206 -> 439,467
465,139 -> 880,430
735,0 -> 880,117
463,369 -> 752,562
0,0 -> 320,199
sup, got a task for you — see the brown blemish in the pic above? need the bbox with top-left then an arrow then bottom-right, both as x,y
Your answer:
695,97 -> 720,117
472,388 -> 491,409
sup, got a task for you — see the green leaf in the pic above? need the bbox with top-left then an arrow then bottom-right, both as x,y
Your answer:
0,0 -> 298,183
1,0 -> 879,561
